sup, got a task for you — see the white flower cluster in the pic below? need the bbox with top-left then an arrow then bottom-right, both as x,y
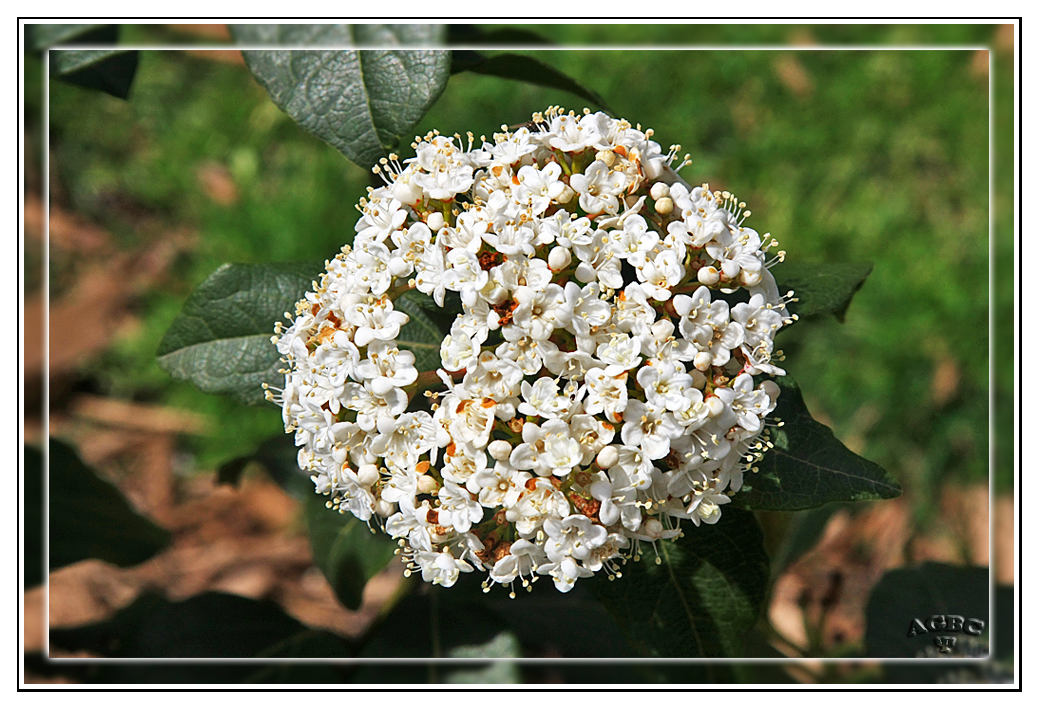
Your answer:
268,107 -> 796,595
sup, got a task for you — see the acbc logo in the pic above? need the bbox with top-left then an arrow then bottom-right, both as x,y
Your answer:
906,615 -> 986,637
907,615 -> 985,652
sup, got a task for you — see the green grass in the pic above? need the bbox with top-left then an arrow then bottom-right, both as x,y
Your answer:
42,25 -> 1007,507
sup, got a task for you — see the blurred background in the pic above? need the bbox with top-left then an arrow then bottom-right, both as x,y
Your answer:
23,22 -> 1014,684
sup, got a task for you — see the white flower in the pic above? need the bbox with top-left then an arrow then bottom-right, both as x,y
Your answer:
370,411 -> 435,469
490,539 -> 548,585
437,481 -> 484,533
507,284 -> 566,342
418,548 -> 474,588
543,514 -> 609,561
537,556 -> 594,593
570,160 -> 627,216
356,341 -> 418,395
272,106 -> 792,595
515,161 -> 565,215
518,377 -> 570,419
596,333 -> 643,376
621,401 -> 683,460
583,367 -> 629,423
638,249 -> 685,301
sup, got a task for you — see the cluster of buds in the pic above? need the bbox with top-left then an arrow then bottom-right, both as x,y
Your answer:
268,107 -> 795,595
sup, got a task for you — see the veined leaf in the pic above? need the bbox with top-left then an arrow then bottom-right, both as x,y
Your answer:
50,49 -> 139,100
732,377 -> 901,510
157,262 -> 322,406
49,438 -> 171,571
231,25 -> 451,170
591,508 -> 769,658
306,494 -> 398,611
394,290 -> 449,373
451,52 -> 610,113
774,261 -> 873,322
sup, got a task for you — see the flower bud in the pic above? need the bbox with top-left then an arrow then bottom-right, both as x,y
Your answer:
389,256 -> 411,277
706,396 -> 726,418
761,380 -> 780,403
356,464 -> 380,487
698,265 -> 720,285
654,196 -> 673,215
644,517 -> 664,539
374,499 -> 396,518
688,369 -> 707,390
555,184 -> 575,203
650,182 -> 670,200
485,285 -> 508,305
426,211 -> 445,232
417,474 -> 439,495
596,445 -> 620,470
574,262 -> 596,283
548,245 -> 573,271
740,269 -> 762,287
488,440 -> 513,461
393,180 -> 422,205
694,351 -> 712,372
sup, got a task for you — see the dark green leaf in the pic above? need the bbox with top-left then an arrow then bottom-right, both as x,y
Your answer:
591,508 -> 769,658
216,455 -> 252,487
229,24 -> 446,47
157,261 -> 322,406
24,446 -> 44,588
229,27 -> 451,170
865,563 -> 1011,684
217,435 -> 313,500
245,629 -> 356,682
49,591 -> 319,658
479,574 -> 635,658
30,24 -> 118,50
773,261 -> 873,322
443,631 -> 523,683
451,52 -> 610,113
732,378 -> 901,510
394,290 -> 449,373
357,585 -> 508,660
306,494 -> 398,611
50,49 -> 139,100
770,502 -> 847,573
49,438 -> 171,571
447,25 -> 555,45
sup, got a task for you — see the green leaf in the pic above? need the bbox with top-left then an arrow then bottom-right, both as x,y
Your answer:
230,26 -> 451,170
217,435 -> 313,499
732,378 -> 901,510
394,290 -> 449,373
591,508 -> 769,658
864,563 -> 1010,683
305,493 -> 398,611
229,24 -> 446,46
357,584 -> 508,659
773,261 -> 873,322
443,631 -> 523,683
30,24 -> 118,50
770,502 -> 847,573
49,438 -> 171,571
451,52 -> 611,113
479,574 -> 635,658
24,446 -> 44,588
447,25 -> 555,46
157,261 -> 322,406
48,591 -> 323,658
49,49 -> 139,100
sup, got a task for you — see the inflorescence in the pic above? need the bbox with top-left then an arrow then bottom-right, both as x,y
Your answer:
267,107 -> 796,595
